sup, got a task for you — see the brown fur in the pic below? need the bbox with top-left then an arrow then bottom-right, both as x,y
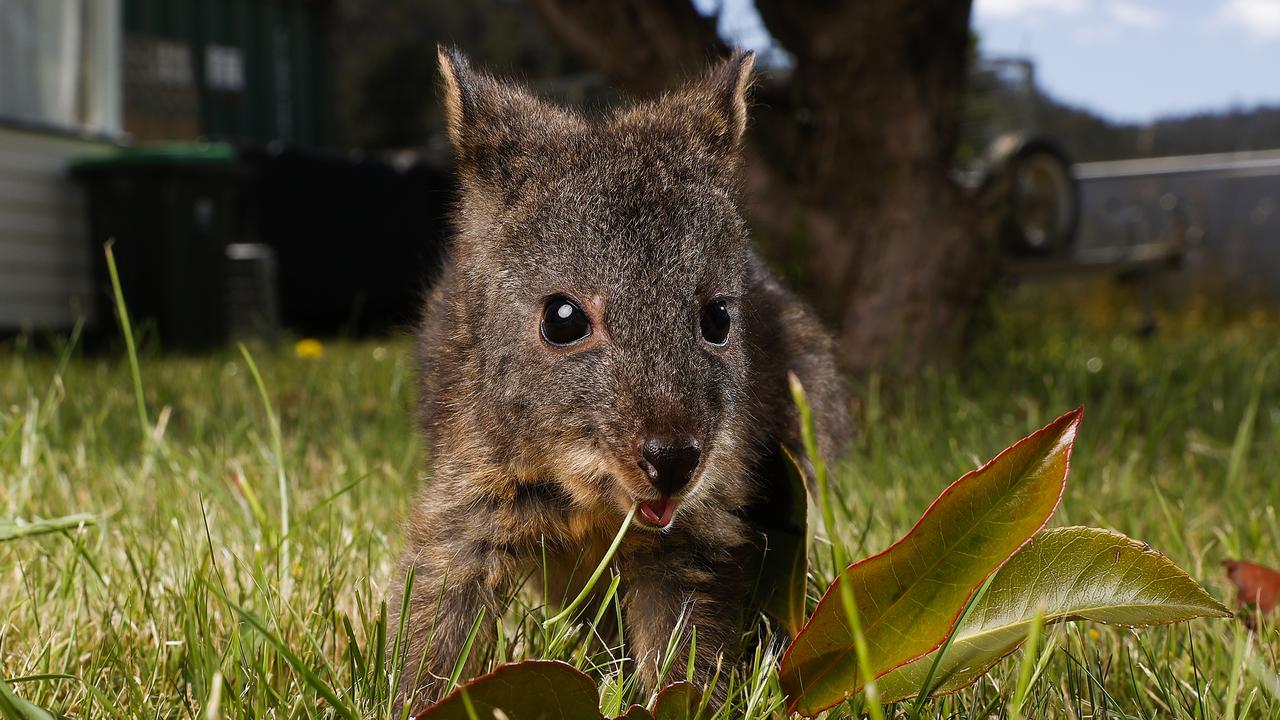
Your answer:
389,47 -> 849,711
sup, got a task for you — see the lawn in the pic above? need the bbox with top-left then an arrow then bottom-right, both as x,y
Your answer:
2,288 -> 1279,718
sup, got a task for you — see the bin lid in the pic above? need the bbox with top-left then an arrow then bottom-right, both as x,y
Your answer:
70,142 -> 239,174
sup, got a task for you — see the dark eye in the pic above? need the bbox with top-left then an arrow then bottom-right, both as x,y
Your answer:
541,296 -> 592,346
700,300 -> 731,346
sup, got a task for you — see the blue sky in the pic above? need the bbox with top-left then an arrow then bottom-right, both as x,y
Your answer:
973,0 -> 1280,122
697,0 -> 1280,123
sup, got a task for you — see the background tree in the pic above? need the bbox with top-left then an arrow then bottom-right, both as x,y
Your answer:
334,0 -> 581,149
530,1 -> 986,374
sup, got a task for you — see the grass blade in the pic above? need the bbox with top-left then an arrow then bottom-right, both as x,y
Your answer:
208,583 -> 358,720
104,242 -> 150,443
0,513 -> 96,542
789,373 -> 886,720
543,503 -> 638,628
908,573 -> 996,719
239,343 -> 292,597
0,676 -> 56,720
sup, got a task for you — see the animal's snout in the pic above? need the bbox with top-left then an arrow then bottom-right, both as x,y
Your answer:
638,436 -> 701,496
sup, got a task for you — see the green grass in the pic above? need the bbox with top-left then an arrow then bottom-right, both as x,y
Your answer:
3,288 -> 1280,718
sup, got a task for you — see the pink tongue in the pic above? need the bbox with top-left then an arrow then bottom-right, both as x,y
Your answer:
640,498 -> 674,526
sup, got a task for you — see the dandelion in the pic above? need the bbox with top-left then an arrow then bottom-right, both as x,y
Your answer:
294,338 -> 324,359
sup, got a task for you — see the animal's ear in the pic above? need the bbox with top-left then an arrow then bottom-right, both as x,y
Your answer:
437,45 -> 578,188
676,50 -> 755,156
436,45 -> 473,147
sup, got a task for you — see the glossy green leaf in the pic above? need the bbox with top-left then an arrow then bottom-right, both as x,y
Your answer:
416,660 -> 602,720
780,408 -> 1082,716
876,526 -> 1232,703
752,445 -> 811,638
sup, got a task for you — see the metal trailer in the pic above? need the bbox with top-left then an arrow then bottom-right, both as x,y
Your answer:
968,57 -> 1280,301
1070,150 -> 1280,300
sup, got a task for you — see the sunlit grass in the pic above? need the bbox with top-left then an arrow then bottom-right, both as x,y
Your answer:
2,286 -> 1279,718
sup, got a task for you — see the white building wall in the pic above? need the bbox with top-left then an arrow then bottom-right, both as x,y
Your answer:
0,126 -> 113,329
0,0 -> 121,135
0,0 -> 122,331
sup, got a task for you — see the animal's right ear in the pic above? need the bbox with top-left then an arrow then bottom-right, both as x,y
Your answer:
437,46 -> 577,189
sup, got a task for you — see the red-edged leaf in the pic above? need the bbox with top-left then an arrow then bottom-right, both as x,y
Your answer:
1224,559 -> 1280,613
779,408 -> 1082,716
614,682 -> 703,720
415,660 -> 602,720
876,526 -> 1231,703
651,682 -> 702,720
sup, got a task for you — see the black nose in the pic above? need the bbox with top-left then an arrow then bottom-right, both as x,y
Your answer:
638,437 -> 702,496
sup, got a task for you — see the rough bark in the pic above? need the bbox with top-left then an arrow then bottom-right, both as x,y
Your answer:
529,0 -> 990,375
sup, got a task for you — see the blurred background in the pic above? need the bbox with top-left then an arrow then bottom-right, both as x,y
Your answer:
2,0 -> 1279,372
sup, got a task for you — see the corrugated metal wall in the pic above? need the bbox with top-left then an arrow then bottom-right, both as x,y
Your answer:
1075,150 -> 1280,300
0,126 -> 112,329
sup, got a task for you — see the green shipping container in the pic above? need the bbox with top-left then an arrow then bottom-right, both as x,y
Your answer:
122,0 -> 333,147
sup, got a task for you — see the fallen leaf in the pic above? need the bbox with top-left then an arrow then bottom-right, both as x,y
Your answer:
415,660 -> 601,720
616,682 -> 702,720
1224,559 -> 1280,613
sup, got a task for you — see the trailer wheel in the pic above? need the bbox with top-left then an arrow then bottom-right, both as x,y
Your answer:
986,135 -> 1080,257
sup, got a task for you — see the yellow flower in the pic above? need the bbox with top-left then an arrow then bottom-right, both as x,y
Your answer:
294,338 -> 324,359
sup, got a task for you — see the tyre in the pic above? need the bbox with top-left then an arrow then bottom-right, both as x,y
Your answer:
985,135 -> 1080,258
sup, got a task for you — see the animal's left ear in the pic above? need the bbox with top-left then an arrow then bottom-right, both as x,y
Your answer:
680,50 -> 755,156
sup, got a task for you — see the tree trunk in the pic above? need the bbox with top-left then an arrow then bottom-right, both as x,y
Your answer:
529,0 -> 990,375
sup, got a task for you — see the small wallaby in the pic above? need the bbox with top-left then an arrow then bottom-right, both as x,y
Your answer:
390,47 -> 849,709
